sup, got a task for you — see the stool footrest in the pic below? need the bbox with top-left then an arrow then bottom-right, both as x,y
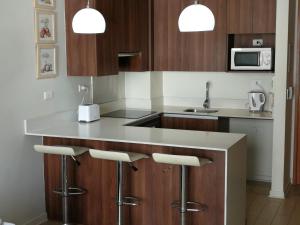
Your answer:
122,196 -> 141,206
53,187 -> 87,197
171,201 -> 208,212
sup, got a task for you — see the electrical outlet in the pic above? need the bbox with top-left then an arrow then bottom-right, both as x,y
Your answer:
252,39 -> 263,47
78,85 -> 89,93
43,90 -> 54,101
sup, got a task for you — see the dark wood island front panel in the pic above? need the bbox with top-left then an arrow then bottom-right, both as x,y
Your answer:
43,137 -> 226,225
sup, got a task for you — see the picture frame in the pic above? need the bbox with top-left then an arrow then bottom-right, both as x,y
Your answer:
35,9 -> 56,44
33,0 -> 56,9
36,44 -> 58,79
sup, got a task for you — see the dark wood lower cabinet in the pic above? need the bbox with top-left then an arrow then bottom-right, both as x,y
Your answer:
127,114 -> 229,132
43,137 -> 226,225
161,115 -> 229,132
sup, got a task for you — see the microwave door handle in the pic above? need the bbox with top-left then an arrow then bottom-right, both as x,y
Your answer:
258,52 -> 262,66
234,54 -> 238,65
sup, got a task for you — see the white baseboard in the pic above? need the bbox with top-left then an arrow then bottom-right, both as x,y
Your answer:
269,189 -> 285,199
269,180 -> 292,199
22,213 -> 47,225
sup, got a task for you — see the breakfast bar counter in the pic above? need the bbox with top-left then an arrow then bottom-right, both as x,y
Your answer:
25,110 -> 247,225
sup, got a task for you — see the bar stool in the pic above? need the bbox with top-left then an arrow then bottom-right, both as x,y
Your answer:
34,145 -> 88,225
89,149 -> 149,225
152,153 -> 212,225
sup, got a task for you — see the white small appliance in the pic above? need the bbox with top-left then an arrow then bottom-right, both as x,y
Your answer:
78,104 -> 100,122
248,91 -> 266,112
231,48 -> 273,71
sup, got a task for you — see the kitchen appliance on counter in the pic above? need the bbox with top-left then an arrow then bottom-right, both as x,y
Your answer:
78,104 -> 100,122
231,48 -> 274,71
249,91 -> 266,112
101,109 -> 157,119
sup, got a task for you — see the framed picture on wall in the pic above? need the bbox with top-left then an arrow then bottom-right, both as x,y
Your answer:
36,44 -> 58,79
33,0 -> 56,9
35,9 -> 56,43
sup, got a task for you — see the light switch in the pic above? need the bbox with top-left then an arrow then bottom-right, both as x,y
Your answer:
43,90 -> 54,101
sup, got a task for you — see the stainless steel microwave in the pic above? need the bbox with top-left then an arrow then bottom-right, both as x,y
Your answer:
231,48 -> 273,71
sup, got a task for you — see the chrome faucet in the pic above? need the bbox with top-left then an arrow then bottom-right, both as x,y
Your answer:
203,81 -> 210,109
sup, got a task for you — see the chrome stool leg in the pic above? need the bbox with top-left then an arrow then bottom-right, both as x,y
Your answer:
61,155 -> 69,225
34,145 -> 88,225
116,161 -> 123,225
180,165 -> 187,225
88,149 -> 148,225
52,155 -> 86,225
171,165 -> 208,225
115,161 -> 141,225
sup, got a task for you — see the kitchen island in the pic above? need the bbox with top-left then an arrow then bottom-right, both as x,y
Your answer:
25,109 -> 247,225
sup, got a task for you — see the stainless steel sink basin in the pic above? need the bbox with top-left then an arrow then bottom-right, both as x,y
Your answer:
184,108 -> 219,113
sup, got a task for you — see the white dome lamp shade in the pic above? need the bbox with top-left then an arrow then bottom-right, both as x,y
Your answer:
178,0 -> 215,32
72,0 -> 106,34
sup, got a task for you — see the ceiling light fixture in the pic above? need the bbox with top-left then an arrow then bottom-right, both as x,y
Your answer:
178,0 -> 215,32
72,0 -> 106,34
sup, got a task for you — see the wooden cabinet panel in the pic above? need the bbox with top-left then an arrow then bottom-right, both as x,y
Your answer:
227,0 -> 253,34
252,0 -> 276,34
65,0 -> 97,76
118,0 -> 152,71
161,116 -> 218,131
65,0 -> 118,76
66,0 -> 152,75
227,0 -> 276,34
161,116 -> 229,132
153,0 -> 227,71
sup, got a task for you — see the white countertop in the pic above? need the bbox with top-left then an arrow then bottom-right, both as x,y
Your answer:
24,108 -> 248,152
153,105 -> 273,120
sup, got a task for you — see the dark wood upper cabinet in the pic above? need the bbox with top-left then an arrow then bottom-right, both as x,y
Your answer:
227,0 -> 276,34
118,0 -> 152,71
65,0 -> 119,76
153,0 -> 227,71
252,0 -> 276,34
227,0 -> 253,34
65,0 -> 152,75
65,0 -> 276,75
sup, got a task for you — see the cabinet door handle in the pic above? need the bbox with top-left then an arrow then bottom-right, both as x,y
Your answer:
286,86 -> 294,100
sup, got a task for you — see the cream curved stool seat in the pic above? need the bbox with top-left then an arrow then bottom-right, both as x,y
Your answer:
34,145 -> 88,225
152,153 -> 213,225
89,149 -> 149,225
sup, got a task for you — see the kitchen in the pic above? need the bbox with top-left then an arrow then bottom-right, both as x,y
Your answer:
0,0 -> 299,225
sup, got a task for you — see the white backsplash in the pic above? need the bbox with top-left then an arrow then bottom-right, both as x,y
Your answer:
116,71 -> 274,110
163,71 -> 274,110
93,73 -> 125,104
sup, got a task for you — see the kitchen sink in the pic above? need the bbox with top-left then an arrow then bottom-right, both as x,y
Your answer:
184,108 -> 219,113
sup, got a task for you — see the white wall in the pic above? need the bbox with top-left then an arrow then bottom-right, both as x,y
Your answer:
269,0 -> 290,198
0,0 -> 115,223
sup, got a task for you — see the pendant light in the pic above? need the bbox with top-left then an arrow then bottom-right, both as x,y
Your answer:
178,1 -> 215,32
72,0 -> 106,34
